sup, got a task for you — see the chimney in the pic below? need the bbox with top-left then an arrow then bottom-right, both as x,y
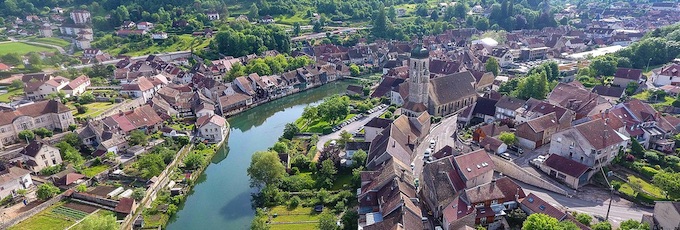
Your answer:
400,169 -> 406,182
491,179 -> 496,188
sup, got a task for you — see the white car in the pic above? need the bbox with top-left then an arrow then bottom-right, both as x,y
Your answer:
424,148 -> 432,159
429,139 -> 436,149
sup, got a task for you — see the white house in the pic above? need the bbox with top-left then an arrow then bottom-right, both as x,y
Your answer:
652,64 -> 680,86
70,10 -> 90,25
196,115 -> 228,143
489,47 -> 515,67
206,11 -> 220,21
152,32 -> 168,40
25,76 -> 70,100
136,22 -> 153,30
0,165 -> 33,199
549,118 -> 628,171
19,140 -> 63,173
61,75 -> 91,97
120,76 -> 160,101
0,100 -> 74,148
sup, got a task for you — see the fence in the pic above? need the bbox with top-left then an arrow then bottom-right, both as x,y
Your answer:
120,144 -> 194,230
0,194 -> 65,229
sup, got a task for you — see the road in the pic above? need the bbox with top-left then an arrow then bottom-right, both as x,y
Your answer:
316,106 -> 387,152
291,27 -> 368,41
413,115 -> 460,177
521,182 -> 652,227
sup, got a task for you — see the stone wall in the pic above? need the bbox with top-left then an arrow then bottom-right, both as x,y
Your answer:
490,155 -> 570,195
0,194 -> 65,229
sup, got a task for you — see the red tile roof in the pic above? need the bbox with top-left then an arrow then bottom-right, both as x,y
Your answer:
115,197 -> 134,214
521,193 -> 566,220
453,149 -> 494,181
543,154 -> 589,178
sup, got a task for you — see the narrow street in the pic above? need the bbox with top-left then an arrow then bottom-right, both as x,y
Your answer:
413,115 -> 460,177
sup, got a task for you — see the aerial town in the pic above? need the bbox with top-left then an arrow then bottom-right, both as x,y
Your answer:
0,0 -> 679,230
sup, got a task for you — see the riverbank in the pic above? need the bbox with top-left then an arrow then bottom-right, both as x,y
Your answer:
167,81 -> 351,230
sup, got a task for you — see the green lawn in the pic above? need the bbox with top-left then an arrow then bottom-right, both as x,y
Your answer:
0,42 -> 57,55
107,34 -> 212,56
270,223 -> 317,230
331,173 -> 353,190
296,113 -> 357,133
9,202 -> 75,230
275,12 -> 309,25
29,37 -> 71,48
169,123 -> 195,132
268,206 -> 320,230
627,175 -> 665,198
81,164 -> 109,177
72,210 -> 116,230
71,102 -> 118,119
0,88 -> 24,102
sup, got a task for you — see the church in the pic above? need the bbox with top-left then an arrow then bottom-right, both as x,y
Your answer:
402,46 -> 478,117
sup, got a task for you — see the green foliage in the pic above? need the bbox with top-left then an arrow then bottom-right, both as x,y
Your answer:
251,208 -> 270,230
132,188 -> 145,201
626,82 -> 639,96
10,79 -> 23,90
575,213 -> 592,226
349,64 -> 360,77
62,133 -> 82,147
506,208 -> 527,227
36,183 -> 60,200
653,171 -> 680,198
56,141 -> 85,166
18,130 -> 35,142
129,130 -> 149,146
619,219 -> 650,230
522,213 -> 559,230
516,70 -> 549,100
283,123 -> 300,140
631,138 -> 644,157
318,159 -> 338,188
75,184 -> 87,193
341,209 -> 358,230
591,221 -> 612,230
485,57 -> 500,76
590,56 -> 618,77
184,153 -> 204,170
33,127 -> 53,138
499,132 -> 518,145
644,151 -> 660,163
317,95 -> 350,124
78,93 -> 96,104
77,213 -> 118,230
272,141 -> 289,154
40,164 -> 64,176
558,221 -> 579,230
317,211 -> 337,230
248,151 -> 287,188
352,149 -> 367,168
214,25 -> 290,57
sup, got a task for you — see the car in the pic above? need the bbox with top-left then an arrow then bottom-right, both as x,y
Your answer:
537,155 -> 547,161
423,148 -> 432,159
499,152 -> 511,160
410,163 -> 415,171
429,139 -> 436,148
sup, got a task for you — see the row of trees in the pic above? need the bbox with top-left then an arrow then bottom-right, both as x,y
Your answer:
213,23 -> 290,57
498,62 -> 559,100
225,55 -> 314,81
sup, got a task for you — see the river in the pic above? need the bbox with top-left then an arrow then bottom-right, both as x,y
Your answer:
167,81 -> 352,230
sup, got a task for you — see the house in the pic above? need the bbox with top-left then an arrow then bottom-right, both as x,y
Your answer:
105,105 -> 163,134
0,164 -> 33,199
363,117 -> 392,142
54,172 -> 86,188
61,75 -> 91,97
260,15 -> 275,24
650,201 -> 680,230
19,140 -> 63,173
120,76 -> 161,101
651,2 -> 679,11
82,49 -> 103,58
196,115 -> 228,143
120,21 -> 136,29
39,25 -> 53,37
25,76 -> 70,100
0,100 -> 75,148
152,32 -> 168,40
489,47 -> 514,67
549,118 -> 629,174
366,114 -> 430,169
459,177 -> 525,227
70,10 -> 90,24
479,136 -> 507,154
472,123 -> 510,143
136,22 -> 153,30
612,68 -> 643,87
471,71 -> 495,91
520,193 -> 567,221
538,154 -> 590,189
346,85 -> 364,96
206,11 -> 220,21
495,96 -> 526,120
548,82 -> 610,119
358,158 -> 422,230
515,113 -> 560,149
0,63 -> 11,71
75,37 -> 91,49
652,64 -> 680,86
591,85 -> 624,103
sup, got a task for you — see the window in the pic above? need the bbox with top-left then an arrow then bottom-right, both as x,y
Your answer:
580,156 -> 584,162
41,155 -> 46,160
569,152 -> 573,157
569,142 -> 575,149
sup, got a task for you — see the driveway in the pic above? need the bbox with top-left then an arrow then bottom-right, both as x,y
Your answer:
521,182 -> 652,228
316,106 -> 387,152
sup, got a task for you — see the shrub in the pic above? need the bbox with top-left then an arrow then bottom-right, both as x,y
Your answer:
612,181 -> 622,191
640,166 -> 659,179
288,196 -> 301,209
635,192 -> 658,204
644,151 -> 660,163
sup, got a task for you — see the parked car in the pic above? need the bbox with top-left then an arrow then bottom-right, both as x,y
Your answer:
429,139 -> 436,149
498,152 -> 511,160
424,148 -> 432,159
508,145 -> 524,154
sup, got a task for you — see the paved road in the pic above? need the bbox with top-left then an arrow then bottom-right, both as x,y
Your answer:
521,182 -> 652,227
316,106 -> 387,152
413,115 -> 460,177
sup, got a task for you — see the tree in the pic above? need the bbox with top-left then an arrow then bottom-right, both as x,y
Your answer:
352,149 -> 367,168
318,159 -> 338,188
18,130 -> 35,142
10,79 -> 23,90
619,219 -> 650,230
372,7 -> 389,38
68,124 -> 78,132
37,183 -> 60,200
341,209 -> 358,230
293,22 -> 301,36
575,213 -> 592,226
591,221 -> 612,230
499,132 -> 517,145
506,208 -> 527,227
132,188 -> 145,201
56,141 -> 84,166
558,221 -> 579,230
248,3 -> 259,20
590,56 -> 618,77
283,123 -> 300,140
251,208 -> 270,230
79,93 -> 96,104
631,138 -> 644,157
184,153 -> 204,170
522,213 -> 559,230
475,17 -> 490,31
34,127 -> 53,138
516,71 -> 549,100
653,171 -> 680,198
430,10 -> 439,21
247,151 -> 286,188
272,141 -> 289,154
75,184 -> 87,193
485,57 -> 500,76
415,4 -> 429,17
626,82 -> 639,96
317,211 -> 337,230
76,214 -> 118,230
61,133 -> 82,147
129,130 -> 149,146
339,130 -> 353,146
349,64 -> 360,77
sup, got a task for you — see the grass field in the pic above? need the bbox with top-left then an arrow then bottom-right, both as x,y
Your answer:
0,42 -> 57,56
0,88 -> 24,102
81,164 -> 109,177
296,114 -> 356,133
71,102 -> 117,119
72,210 -> 116,230
9,202 -> 76,230
29,37 -> 71,48
107,34 -> 212,56
330,173 -> 353,190
268,206 -> 319,230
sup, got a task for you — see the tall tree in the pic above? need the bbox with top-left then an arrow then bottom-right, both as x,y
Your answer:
372,7 -> 388,38
317,211 -> 337,230
485,57 -> 500,76
248,3 -> 259,20
247,151 -> 286,188
523,213 -> 559,230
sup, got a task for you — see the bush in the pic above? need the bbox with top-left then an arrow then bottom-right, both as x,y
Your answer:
612,181 -> 622,191
288,196 -> 301,209
625,154 -> 635,162
322,126 -> 333,135
40,164 -> 64,176
636,192 -> 658,204
640,166 -> 659,179
644,151 -> 660,163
